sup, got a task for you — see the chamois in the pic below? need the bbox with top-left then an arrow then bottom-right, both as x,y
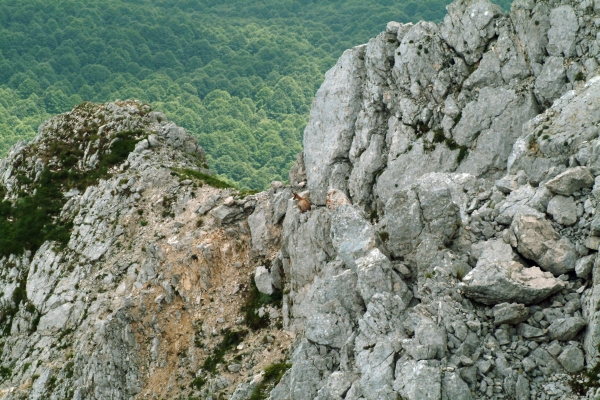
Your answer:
293,192 -> 311,213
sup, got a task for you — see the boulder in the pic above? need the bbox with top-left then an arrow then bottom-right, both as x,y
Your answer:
330,204 -> 378,270
442,372 -> 473,400
534,56 -> 566,107
544,167 -> 594,196
590,215 -> 600,236
459,261 -> 564,304
493,303 -> 530,325
546,195 -> 577,226
254,266 -> 275,295
557,345 -> 585,373
460,240 -> 565,305
511,214 -> 577,275
575,254 -> 595,278
209,204 -> 245,225
547,316 -> 586,340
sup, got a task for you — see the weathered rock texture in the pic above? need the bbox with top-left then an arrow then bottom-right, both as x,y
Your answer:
0,102 -> 292,400
261,0 -> 600,399
1,0 -> 600,399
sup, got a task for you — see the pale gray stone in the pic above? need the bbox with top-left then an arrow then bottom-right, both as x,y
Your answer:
557,345 -> 585,373
303,46 -> 366,205
254,266 -> 275,295
394,360 -> 441,400
547,195 -> 577,225
330,204 -> 377,270
493,303 -> 530,325
547,5 -> 579,57
545,167 -> 594,196
460,240 -> 565,304
355,248 -> 393,304
548,316 -> 586,340
575,254 -> 595,278
442,372 -> 473,400
511,213 -> 577,275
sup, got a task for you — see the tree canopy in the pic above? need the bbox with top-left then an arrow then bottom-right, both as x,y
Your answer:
0,0 -> 512,190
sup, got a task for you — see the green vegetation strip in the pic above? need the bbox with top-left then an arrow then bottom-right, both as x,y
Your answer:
202,329 -> 248,374
0,129 -> 141,258
242,277 -> 283,331
249,363 -> 292,400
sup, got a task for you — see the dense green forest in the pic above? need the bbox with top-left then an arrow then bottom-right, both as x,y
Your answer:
0,0 -> 512,190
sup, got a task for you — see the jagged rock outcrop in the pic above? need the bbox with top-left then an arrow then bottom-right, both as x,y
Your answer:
0,101 -> 292,400
2,0 -> 600,399
255,0 -> 600,399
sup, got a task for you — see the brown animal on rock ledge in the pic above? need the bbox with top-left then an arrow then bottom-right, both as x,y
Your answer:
293,192 -> 311,213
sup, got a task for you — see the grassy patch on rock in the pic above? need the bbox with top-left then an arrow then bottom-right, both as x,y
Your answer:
202,329 -> 248,374
241,277 -> 282,331
0,128 -> 143,258
249,363 -> 292,400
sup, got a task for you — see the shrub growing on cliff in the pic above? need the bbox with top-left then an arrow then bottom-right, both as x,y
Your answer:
0,128 -> 142,258
249,363 -> 292,400
241,277 -> 282,331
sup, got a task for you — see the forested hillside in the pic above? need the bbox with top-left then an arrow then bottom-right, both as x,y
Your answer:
0,0 -> 512,190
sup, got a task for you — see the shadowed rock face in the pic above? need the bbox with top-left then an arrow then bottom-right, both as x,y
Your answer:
2,0 -> 600,399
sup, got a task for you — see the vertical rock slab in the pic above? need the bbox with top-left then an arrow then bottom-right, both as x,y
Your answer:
303,46 -> 366,205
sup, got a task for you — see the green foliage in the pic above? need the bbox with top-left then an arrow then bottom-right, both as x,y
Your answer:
0,129 -> 141,258
174,168 -> 235,190
379,231 -> 390,242
249,363 -> 292,400
242,277 -> 283,331
0,366 -> 12,381
202,329 -> 248,374
0,0 -> 512,191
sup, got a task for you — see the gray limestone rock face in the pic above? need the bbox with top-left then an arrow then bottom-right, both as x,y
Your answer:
315,371 -> 358,400
248,187 -> 291,257
355,248 -> 393,304
440,0 -> 502,65
454,88 -> 539,179
289,151 -> 307,188
303,45 -> 366,206
330,204 -> 378,270
209,204 -> 245,225
508,78 -> 600,184
547,5 -> 579,58
493,302 -> 530,325
511,213 -> 577,275
546,195 -> 577,226
394,360 -> 442,400
545,167 -> 594,196
511,1 -> 551,64
534,56 -> 566,107
298,269 -> 364,348
415,318 -> 448,360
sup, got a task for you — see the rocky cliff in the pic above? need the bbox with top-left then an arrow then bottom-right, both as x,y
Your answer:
1,0 -> 600,399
